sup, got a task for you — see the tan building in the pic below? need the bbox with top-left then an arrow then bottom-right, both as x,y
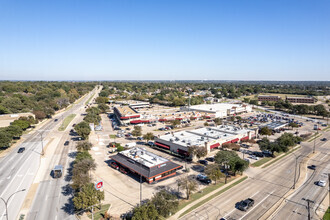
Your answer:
286,96 -> 316,104
258,95 -> 282,102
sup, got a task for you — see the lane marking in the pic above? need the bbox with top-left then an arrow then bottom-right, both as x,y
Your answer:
239,190 -> 275,220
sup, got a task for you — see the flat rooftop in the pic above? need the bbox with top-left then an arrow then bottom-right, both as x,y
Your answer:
119,147 -> 168,167
115,106 -> 137,116
116,100 -> 150,105
187,103 -> 247,112
260,121 -> 288,130
158,125 -> 251,147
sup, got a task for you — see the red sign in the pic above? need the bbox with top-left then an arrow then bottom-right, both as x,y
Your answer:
95,181 -> 103,190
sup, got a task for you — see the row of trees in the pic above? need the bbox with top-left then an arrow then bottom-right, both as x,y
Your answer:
0,116 -> 37,150
72,141 -> 105,213
74,106 -> 103,140
127,190 -> 178,220
258,133 -> 302,157
0,81 -> 95,117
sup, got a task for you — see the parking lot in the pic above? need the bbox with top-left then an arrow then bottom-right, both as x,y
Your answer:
88,105 -> 328,216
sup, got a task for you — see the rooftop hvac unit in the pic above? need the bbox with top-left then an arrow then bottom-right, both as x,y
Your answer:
175,137 -> 179,141
182,140 -> 186,143
170,139 -> 173,142
208,128 -> 212,131
181,133 -> 184,136
224,134 -> 227,136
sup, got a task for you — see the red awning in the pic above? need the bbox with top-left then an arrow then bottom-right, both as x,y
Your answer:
155,142 -> 170,149
210,143 -> 220,149
120,116 -> 129,120
231,138 -> 239,143
205,116 -> 211,119
177,149 -> 188,155
175,118 -> 183,120
159,119 -> 167,122
130,120 -> 150,124
241,136 -> 249,141
223,141 -> 231,145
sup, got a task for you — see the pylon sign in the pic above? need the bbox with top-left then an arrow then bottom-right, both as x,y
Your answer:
95,180 -> 103,190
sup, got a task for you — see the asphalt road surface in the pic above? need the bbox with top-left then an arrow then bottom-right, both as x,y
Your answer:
180,131 -> 330,220
0,87 -> 98,220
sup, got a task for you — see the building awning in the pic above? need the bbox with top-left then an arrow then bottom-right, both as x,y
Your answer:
155,142 -> 170,149
223,141 -> 231,145
130,120 -> 150,124
158,119 -> 167,122
175,118 -> 183,120
210,143 -> 220,149
241,136 -> 249,141
231,138 -> 239,143
120,116 -> 129,120
177,149 -> 189,156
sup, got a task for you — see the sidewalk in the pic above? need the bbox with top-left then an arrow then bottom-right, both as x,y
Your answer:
169,175 -> 247,220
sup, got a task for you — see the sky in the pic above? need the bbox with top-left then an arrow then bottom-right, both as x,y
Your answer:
0,0 -> 329,81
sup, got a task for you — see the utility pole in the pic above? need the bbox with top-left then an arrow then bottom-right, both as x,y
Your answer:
39,132 -> 44,156
302,198 -> 314,220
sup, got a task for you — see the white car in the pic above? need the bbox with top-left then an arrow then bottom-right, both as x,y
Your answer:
249,155 -> 259,160
316,180 -> 326,187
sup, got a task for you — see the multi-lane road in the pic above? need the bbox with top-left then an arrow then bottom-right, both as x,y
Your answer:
0,87 -> 99,220
180,130 -> 329,220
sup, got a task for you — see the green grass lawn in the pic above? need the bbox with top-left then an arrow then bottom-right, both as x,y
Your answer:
58,114 -> 76,131
251,157 -> 273,167
109,134 -> 116,139
87,204 -> 110,220
324,207 -> 330,220
178,176 -> 248,217
262,146 -> 300,168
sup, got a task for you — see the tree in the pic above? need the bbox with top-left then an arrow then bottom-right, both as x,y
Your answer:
0,105 -> 10,114
75,121 -> 91,140
249,99 -> 258,105
214,117 -> 222,125
83,113 -> 101,125
98,103 -> 109,113
143,132 -> 154,142
95,96 -> 109,104
76,141 -> 93,152
171,120 -> 181,127
11,119 -> 30,130
131,202 -> 160,220
288,122 -> 299,130
259,126 -> 272,136
205,164 -> 225,184
204,122 -> 209,126
177,176 -> 197,200
151,190 -> 178,217
4,125 -> 23,138
132,126 -> 142,138
0,132 -> 11,149
86,107 -> 101,115
195,147 -> 207,159
72,183 -> 104,210
33,110 -> 46,121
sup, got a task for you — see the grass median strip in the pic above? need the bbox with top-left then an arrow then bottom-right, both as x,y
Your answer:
85,93 -> 95,105
251,157 -> 273,167
58,114 -> 76,131
87,204 -> 110,220
178,176 -> 248,218
262,146 -> 300,168
308,134 -> 322,142
323,207 -> 330,220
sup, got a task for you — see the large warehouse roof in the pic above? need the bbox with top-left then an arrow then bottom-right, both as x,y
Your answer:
185,103 -> 248,112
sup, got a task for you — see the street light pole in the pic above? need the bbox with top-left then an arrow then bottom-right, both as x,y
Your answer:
0,189 -> 26,220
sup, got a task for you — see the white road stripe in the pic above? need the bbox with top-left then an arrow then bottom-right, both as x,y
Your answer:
239,190 -> 275,220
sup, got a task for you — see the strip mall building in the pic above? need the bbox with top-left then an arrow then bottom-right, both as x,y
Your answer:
154,125 -> 258,157
111,148 -> 182,183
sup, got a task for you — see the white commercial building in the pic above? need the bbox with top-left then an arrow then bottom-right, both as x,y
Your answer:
154,125 -> 258,156
180,103 -> 252,118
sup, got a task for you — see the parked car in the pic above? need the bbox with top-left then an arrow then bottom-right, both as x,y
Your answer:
249,155 -> 259,160
147,141 -> 154,146
110,161 -> 119,170
237,198 -> 254,211
199,160 -> 208,165
119,167 -> 128,174
315,180 -> 326,187
196,174 -> 211,184
308,165 -> 316,170
321,138 -> 327,141
64,141 -> 70,146
137,137 -> 144,140
72,123 -> 76,127
17,147 -> 25,153
54,119 -> 58,122
205,157 -> 215,162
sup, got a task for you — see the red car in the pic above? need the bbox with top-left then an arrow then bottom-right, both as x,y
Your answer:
110,161 -> 119,170
119,167 -> 128,174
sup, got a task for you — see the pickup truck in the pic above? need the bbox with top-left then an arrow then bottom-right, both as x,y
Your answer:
237,198 -> 254,211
